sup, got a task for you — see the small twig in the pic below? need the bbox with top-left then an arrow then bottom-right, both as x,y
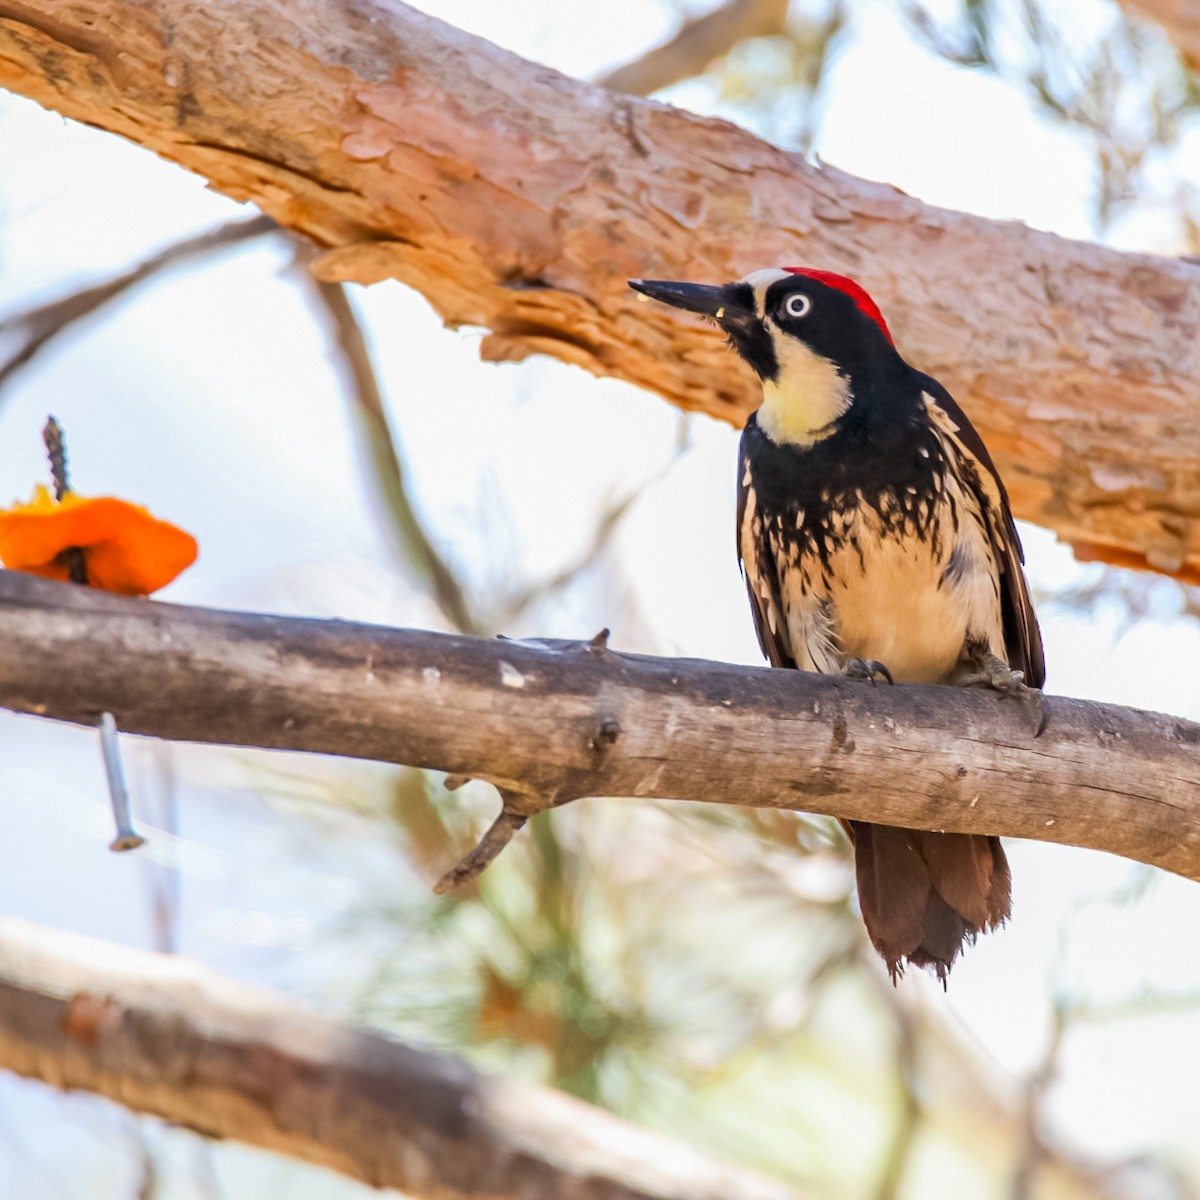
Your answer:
99,713 -> 145,851
492,428 -> 691,629
0,215 -> 277,394
493,489 -> 642,626
1009,999 -> 1068,1200
131,1122 -> 161,1200
148,746 -> 181,953
433,806 -> 529,894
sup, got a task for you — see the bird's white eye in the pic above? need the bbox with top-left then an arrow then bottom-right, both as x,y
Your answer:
783,293 -> 812,319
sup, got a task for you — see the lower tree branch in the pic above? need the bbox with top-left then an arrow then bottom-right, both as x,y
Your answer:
2,571 -> 1199,882
0,916 -> 802,1199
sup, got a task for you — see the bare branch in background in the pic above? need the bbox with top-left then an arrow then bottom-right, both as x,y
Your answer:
0,215 -> 277,391
597,0 -> 791,95
0,916 -> 804,1200
869,966 -> 925,1200
904,0 -> 1200,232
494,470 -> 666,627
3,571 -> 1200,884
1009,998 -> 1068,1200
2,2 -> 1200,579
302,273 -> 482,635
301,261 -> 653,636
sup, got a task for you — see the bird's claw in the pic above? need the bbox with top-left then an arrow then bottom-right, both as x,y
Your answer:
957,657 -> 1023,693
841,657 -> 894,685
958,651 -> 1047,736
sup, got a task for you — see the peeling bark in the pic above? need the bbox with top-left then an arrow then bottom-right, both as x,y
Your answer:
0,1 -> 1199,576
3,571 -> 1200,883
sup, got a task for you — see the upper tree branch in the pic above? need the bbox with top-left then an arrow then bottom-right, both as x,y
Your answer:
1,570 -> 1198,882
0,915 -> 802,1200
0,2 -> 1199,578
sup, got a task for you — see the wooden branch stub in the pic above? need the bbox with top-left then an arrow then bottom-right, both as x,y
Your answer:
434,807 -> 529,894
3,572 -> 1200,882
1,1 -> 1200,576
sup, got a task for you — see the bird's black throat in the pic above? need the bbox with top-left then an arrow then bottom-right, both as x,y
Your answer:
742,369 -> 950,569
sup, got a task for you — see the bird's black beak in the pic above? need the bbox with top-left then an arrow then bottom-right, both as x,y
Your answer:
629,278 -> 751,329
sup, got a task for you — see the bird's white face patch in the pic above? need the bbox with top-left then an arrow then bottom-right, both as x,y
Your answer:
739,269 -> 852,449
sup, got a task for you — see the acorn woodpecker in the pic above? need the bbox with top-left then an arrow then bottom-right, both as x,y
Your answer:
629,267 -> 1044,981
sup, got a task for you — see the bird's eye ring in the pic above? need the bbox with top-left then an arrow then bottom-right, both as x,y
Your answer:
783,293 -> 812,319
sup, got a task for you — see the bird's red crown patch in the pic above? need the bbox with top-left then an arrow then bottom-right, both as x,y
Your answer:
784,268 -> 894,346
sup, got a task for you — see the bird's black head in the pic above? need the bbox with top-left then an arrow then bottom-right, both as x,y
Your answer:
630,268 -> 904,447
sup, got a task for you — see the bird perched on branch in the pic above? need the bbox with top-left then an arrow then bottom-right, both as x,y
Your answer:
629,267 -> 1044,982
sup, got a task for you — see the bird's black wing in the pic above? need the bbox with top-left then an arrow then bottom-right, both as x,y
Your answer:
736,429 -> 796,669
918,375 -> 1045,688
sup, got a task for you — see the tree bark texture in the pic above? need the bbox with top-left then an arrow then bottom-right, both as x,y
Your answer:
0,915 -> 802,1199
2,571 -> 1199,882
0,1 -> 1199,579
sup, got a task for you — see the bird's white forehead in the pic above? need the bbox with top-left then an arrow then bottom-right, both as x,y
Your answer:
738,268 -> 793,315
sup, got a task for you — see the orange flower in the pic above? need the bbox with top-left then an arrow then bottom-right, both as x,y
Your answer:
0,484 -> 197,595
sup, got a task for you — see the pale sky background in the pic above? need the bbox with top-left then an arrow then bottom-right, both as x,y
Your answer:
1,0 -> 1199,1196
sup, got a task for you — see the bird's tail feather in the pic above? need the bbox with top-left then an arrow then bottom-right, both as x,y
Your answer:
847,821 -> 1011,983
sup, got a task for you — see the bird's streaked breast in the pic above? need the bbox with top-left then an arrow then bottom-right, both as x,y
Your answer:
740,426 -> 1005,684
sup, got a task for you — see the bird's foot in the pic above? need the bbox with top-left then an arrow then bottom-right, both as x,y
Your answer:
956,651 -> 1024,693
841,657 -> 894,685
957,650 -> 1048,736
